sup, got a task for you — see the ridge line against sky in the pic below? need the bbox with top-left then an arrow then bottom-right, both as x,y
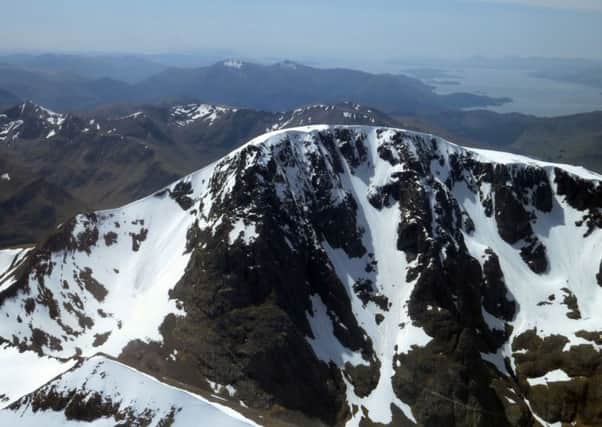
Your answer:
0,0 -> 601,60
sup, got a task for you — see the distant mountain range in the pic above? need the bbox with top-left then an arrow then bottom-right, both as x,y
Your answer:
0,62 -> 133,110
0,57 -> 510,113
0,88 -> 21,110
0,53 -> 168,83
135,60 -> 509,113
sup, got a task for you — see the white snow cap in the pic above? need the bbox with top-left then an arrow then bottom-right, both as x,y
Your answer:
223,59 -> 243,69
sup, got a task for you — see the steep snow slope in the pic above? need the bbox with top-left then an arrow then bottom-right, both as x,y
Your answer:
0,355 -> 257,426
0,162 -> 217,359
0,248 -> 31,288
0,343 -> 74,408
1,125 -> 602,426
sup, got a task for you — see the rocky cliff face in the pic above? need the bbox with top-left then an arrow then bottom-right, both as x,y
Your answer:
1,125 -> 602,426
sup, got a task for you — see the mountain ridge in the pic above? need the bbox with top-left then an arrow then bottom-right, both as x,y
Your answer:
2,99 -> 602,250
0,101 -> 397,246
2,353 -> 259,426
1,125 -> 602,425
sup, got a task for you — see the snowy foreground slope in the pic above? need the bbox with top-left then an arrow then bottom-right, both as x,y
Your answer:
1,355 -> 256,427
1,125 -> 602,426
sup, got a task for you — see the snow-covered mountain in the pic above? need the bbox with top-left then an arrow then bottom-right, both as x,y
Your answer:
170,103 -> 238,127
1,125 -> 602,426
0,102 -> 70,142
270,102 -> 391,131
0,101 -> 236,144
0,101 -> 389,145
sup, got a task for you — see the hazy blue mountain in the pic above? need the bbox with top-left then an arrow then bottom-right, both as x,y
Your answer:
137,60 -> 510,114
531,67 -> 602,89
0,53 -> 168,83
0,58 -> 510,113
0,88 -> 20,110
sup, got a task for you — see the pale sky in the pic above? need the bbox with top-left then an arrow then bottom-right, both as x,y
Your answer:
1,0 -> 601,60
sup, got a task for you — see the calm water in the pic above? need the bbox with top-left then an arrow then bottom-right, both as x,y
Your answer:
425,67 -> 602,117
307,57 -> 602,117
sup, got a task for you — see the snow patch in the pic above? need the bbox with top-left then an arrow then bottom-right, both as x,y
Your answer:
171,104 -> 236,127
120,112 -> 144,120
228,219 -> 258,245
0,120 -> 23,142
527,369 -> 572,386
223,60 -> 243,69
306,294 -> 367,367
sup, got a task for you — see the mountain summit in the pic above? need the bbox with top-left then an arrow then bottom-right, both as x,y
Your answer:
1,125 -> 601,426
